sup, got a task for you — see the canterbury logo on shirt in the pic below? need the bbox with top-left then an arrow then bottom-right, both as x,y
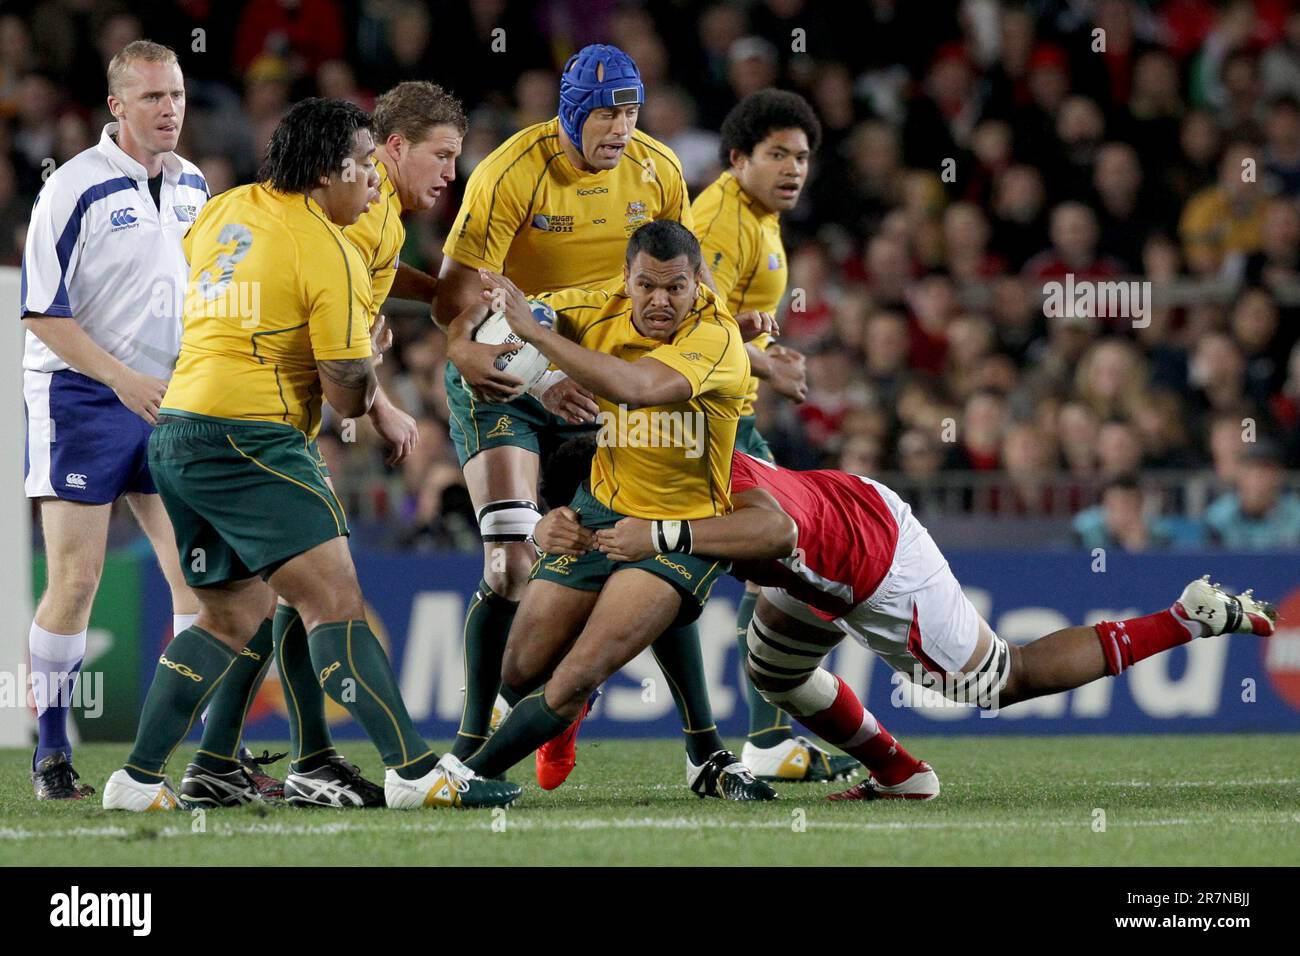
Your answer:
109,207 -> 138,229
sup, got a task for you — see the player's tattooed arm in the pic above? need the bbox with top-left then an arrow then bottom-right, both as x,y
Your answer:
318,357 -> 378,418
594,489 -> 797,563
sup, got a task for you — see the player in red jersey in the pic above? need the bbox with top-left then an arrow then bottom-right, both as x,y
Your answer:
535,440 -> 1278,800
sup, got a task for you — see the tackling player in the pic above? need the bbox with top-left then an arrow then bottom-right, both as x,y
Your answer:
693,89 -> 857,782
460,222 -> 775,799
544,446 -> 1278,800
19,41 -> 206,800
101,98 -> 518,811
434,44 -> 732,789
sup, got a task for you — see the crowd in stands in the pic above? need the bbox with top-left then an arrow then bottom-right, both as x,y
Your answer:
6,0 -> 1300,549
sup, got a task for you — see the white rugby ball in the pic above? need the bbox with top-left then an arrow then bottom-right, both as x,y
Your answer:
470,299 -> 556,393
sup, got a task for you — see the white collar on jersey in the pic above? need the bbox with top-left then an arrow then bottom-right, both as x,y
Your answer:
97,123 -> 184,182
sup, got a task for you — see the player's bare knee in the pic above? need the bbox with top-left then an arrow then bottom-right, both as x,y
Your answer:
42,567 -> 102,621
481,542 -> 536,601
550,658 -> 602,715
500,641 -> 539,691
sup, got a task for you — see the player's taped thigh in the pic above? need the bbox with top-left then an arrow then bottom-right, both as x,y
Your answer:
477,498 -> 541,542
745,612 -> 838,689
753,665 -> 839,716
924,631 -> 1012,708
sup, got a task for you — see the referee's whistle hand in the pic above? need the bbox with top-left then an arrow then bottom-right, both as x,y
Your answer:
112,368 -> 168,425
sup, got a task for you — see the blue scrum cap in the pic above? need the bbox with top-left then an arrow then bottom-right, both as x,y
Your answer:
558,44 -> 643,147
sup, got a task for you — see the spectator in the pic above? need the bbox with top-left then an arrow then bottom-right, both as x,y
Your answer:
1180,140 -> 1267,275
1205,439 -> 1300,547
1073,475 -> 1176,552
945,389 -> 1006,472
1023,201 -> 1124,282
1261,95 -> 1300,195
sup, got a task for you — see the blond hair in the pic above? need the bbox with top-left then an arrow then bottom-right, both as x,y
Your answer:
107,40 -> 179,97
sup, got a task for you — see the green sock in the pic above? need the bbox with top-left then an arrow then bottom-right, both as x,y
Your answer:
125,627 -> 237,783
736,590 -> 793,749
274,604 -> 336,773
308,619 -> 437,779
463,687 -> 571,779
193,618 -> 274,774
653,622 -> 727,765
450,581 -> 516,759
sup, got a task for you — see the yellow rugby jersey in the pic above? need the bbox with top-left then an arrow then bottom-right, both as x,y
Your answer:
444,117 -> 694,293
165,184 -> 374,438
343,158 -> 405,318
537,281 -> 749,520
692,172 -> 788,416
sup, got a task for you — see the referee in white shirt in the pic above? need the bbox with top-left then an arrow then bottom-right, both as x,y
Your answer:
19,41 -> 210,799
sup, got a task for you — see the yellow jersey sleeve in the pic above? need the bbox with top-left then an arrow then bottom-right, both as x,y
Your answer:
536,282 -> 626,342
693,178 -> 746,304
305,261 -> 373,361
442,137 -> 537,273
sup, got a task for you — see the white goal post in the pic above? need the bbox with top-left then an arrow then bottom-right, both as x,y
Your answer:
1,266 -> 34,746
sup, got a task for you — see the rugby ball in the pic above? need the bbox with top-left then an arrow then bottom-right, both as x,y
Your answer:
470,299 -> 556,393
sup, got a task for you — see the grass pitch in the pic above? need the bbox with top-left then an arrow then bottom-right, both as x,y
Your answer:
1,735 -> 1297,866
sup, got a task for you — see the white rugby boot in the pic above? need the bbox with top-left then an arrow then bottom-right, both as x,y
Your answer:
828,761 -> 940,802
1174,576 -> 1277,638
102,769 -> 185,811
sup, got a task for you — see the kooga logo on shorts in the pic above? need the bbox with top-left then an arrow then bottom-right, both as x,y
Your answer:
49,885 -> 152,936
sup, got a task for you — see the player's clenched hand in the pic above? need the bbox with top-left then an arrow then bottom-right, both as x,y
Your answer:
446,301 -> 524,403
542,377 -> 599,424
735,310 -> 779,342
369,398 -> 419,466
369,313 -> 393,364
766,344 -> 807,403
478,269 -> 538,342
533,507 -> 593,555
594,517 -> 655,563
112,367 -> 168,425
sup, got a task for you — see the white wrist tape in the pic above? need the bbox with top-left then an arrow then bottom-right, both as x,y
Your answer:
527,368 -> 569,401
651,519 -> 693,554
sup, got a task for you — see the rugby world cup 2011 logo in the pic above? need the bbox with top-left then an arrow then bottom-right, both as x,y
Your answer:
1262,586 -> 1300,711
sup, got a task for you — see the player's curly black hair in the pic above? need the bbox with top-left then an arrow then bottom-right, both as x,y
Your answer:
718,88 -> 822,167
540,435 -> 597,510
260,97 -> 373,194
625,219 -> 702,271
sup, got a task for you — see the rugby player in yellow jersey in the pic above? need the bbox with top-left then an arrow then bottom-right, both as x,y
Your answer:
433,45 -> 736,788
247,81 -> 466,805
459,221 -> 775,799
693,90 -> 857,783
102,98 -> 518,811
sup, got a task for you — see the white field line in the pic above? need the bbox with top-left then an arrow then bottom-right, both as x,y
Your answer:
1,813 -> 1297,841
1083,778 -> 1299,788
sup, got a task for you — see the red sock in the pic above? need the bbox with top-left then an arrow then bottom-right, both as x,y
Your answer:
1094,609 -> 1197,676
798,675 -> 922,786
